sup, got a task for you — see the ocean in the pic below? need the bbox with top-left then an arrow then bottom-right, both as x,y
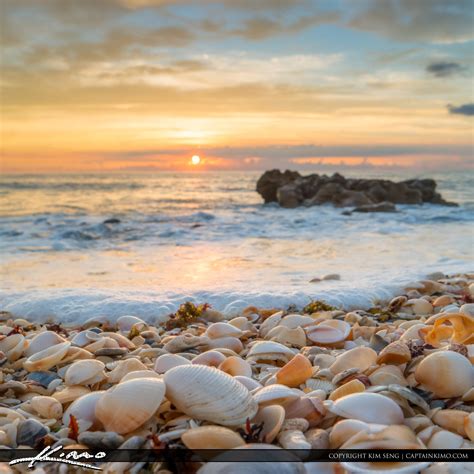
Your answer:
1,170 -> 473,323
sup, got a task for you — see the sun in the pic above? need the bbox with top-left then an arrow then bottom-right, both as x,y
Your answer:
191,155 -> 201,165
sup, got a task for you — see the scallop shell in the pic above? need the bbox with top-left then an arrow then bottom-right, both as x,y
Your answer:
26,331 -> 65,356
181,426 -> 245,449
23,342 -> 71,372
205,322 -> 243,339
163,365 -> 257,426
253,384 -> 300,407
192,350 -> 227,367
304,378 -> 335,394
275,354 -> 313,388
63,391 -> 105,433
95,378 -> 165,434
306,320 -> 351,345
414,350 -> 473,398
64,359 -> 106,386
154,354 -> 191,374
219,356 -> 252,378
252,405 -> 285,443
329,346 -> 377,375
30,396 -> 63,420
324,392 -> 404,425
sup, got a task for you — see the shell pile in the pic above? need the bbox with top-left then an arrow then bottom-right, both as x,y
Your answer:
0,272 -> 473,473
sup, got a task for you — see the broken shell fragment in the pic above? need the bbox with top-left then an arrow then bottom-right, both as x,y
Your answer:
276,354 -> 312,388
376,341 -> 411,365
23,342 -> 71,372
252,404 -> 285,443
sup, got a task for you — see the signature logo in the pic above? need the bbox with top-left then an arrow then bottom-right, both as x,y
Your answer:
9,445 -> 106,470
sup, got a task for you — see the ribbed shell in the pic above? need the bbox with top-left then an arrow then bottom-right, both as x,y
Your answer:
164,365 -> 257,426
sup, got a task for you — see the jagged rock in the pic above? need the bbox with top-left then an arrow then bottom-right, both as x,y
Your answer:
256,169 -> 301,203
352,202 -> 397,213
277,183 -> 304,208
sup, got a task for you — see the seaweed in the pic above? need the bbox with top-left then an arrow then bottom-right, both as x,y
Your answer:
303,300 -> 336,313
165,302 -> 211,330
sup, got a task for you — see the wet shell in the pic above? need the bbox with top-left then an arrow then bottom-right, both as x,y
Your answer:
95,378 -> 165,434
192,350 -> 227,367
330,346 -> 377,375
205,322 -> 243,339
30,396 -> 63,419
219,356 -> 252,378
376,341 -> 411,365
306,320 -> 351,345
414,351 -> 473,398
328,379 -> 365,401
164,365 -> 257,426
63,391 -> 105,433
253,384 -> 300,407
181,426 -> 245,449
26,331 -> 65,357
154,354 -> 191,374
64,359 -> 106,386
276,354 -> 313,388
252,405 -> 285,443
325,392 -> 404,425
23,342 -> 71,372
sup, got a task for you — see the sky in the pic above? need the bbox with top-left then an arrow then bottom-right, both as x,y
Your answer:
1,0 -> 473,173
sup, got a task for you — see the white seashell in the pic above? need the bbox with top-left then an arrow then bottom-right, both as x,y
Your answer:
121,370 -> 162,382
427,429 -> 464,449
305,378 -> 335,394
278,429 -> 311,450
246,341 -> 296,364
0,334 -> 29,362
265,326 -> 307,348
465,413 -> 474,441
70,330 -> 100,348
203,337 -> 243,353
400,323 -> 427,341
192,350 -> 227,367
23,342 -> 71,372
26,331 -> 66,356
154,354 -> 191,374
306,320 -> 351,345
329,419 -> 371,448
163,365 -> 257,426
404,298 -> 433,315
330,346 -> 377,375
460,303 -> 474,316
63,391 -> 105,433
64,359 -> 106,387
52,385 -> 91,405
95,378 -> 165,434
252,405 -> 285,443
228,316 -> 255,331
324,392 -> 404,425
101,332 -> 136,349
278,315 -> 314,329
117,315 -> 146,332
259,311 -> 284,337
234,376 -> 262,392
30,396 -> 63,420
253,384 -> 300,407
107,358 -> 147,384
219,356 -> 252,378
181,426 -> 245,449
205,322 -> 243,339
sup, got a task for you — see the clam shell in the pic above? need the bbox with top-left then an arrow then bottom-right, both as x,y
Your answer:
252,405 -> 285,443
26,331 -> 65,356
64,359 -> 106,386
432,409 -> 468,437
219,356 -> 252,378
164,365 -> 257,426
259,311 -> 283,337
328,379 -> 365,401
63,391 -> 105,433
433,295 -> 453,307
284,396 -> 326,427
325,392 -> 404,424
278,429 -> 311,450
306,320 -> 351,345
70,330 -> 100,348
404,298 -> 433,315
278,315 -> 314,329
414,351 -> 473,398
465,413 -> 474,441
276,354 -> 313,388
329,419 -> 371,448
376,341 -> 411,365
23,342 -> 71,372
107,358 -> 148,384
154,354 -> 191,374
265,326 -> 307,348
30,396 -> 63,419
330,346 -> 377,375
253,384 -> 300,407
205,322 -> 243,339
0,334 -> 29,362
117,315 -> 146,332
192,350 -> 227,367
246,341 -> 296,364
234,375 -> 263,392
181,426 -> 245,449
95,378 -> 165,434
368,365 -> 407,387
121,370 -> 162,382
204,336 -> 243,353
427,429 -> 464,449
52,385 -> 91,405
305,378 -> 335,394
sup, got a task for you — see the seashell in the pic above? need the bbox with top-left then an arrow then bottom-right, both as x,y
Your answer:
432,409 -> 468,437
228,316 -> 254,331
70,330 -> 100,348
325,392 -> 404,425
305,378 -> 335,394
192,350 -> 227,367
460,303 -> 474,317
278,429 -> 311,450
26,331 -> 65,357
252,405 -> 285,443
205,322 -> 243,339
330,346 -> 377,375
30,396 -> 63,420
462,387 -> 474,403
306,320 -> 351,345
275,354 -> 312,388
84,337 -> 119,353
204,337 -> 243,353
121,370 -> 161,382
77,431 -> 124,450
53,385 -> 91,405
253,384 -> 300,407
433,295 -> 453,307
266,326 -> 307,348
328,379 -> 365,401
100,332 -> 136,349
95,378 -> 165,434
26,371 -> 61,389
400,323 -> 427,342
0,334 -> 29,362
424,313 -> 474,346
63,392 -> 105,433
284,396 -> 326,427
234,376 -> 262,392
60,346 -> 94,365
376,341 -> 411,365
427,429 -> 464,449
369,365 -> 407,387
259,311 -> 284,337
312,354 -> 336,369
16,419 -> 49,447
388,295 -> 407,313
404,415 -> 433,434
246,341 -> 296,365
404,298 -> 433,315
107,358 -> 147,384
278,315 -> 314,329
163,334 -> 208,353
65,359 -> 106,386
154,354 -> 191,374
164,365 -> 257,426
117,315 -> 146,332
281,418 -> 309,432
465,413 -> 474,441
219,356 -> 252,378
329,419 -> 371,448
181,426 -> 245,449
23,342 -> 71,372
414,351 -> 473,398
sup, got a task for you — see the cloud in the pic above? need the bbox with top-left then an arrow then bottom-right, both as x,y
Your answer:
426,61 -> 465,77
448,103 -> 474,116
348,0 -> 474,44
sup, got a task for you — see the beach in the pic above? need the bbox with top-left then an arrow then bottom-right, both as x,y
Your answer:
0,272 -> 473,473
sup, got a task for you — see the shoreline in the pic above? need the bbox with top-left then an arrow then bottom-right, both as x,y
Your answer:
0,273 -> 473,473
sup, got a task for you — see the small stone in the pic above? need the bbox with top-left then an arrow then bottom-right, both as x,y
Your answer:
17,419 -> 48,447
94,348 -> 128,357
78,431 -> 124,449
305,428 -> 329,449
